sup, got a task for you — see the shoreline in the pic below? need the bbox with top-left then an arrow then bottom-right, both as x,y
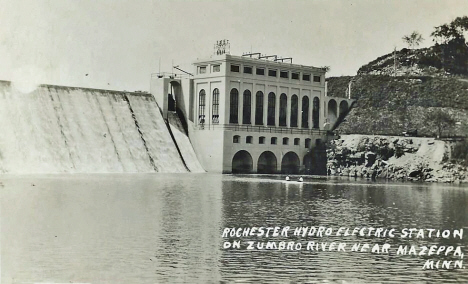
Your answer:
327,134 -> 468,184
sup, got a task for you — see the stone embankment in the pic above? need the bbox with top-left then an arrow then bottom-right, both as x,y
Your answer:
327,135 -> 468,183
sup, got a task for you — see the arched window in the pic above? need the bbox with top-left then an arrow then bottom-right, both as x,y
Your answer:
243,90 -> 252,124
229,88 -> 239,124
255,91 -> 264,125
267,92 -> 276,126
282,137 -> 289,145
313,97 -> 320,129
294,138 -> 300,145
233,135 -> 240,143
290,95 -> 298,127
302,96 -> 309,128
279,93 -> 287,126
198,89 -> 206,124
212,88 -> 219,124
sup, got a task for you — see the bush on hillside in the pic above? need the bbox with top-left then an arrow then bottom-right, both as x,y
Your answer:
452,140 -> 468,166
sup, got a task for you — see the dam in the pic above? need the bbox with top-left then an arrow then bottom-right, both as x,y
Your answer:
0,80 -> 203,174
0,51 -> 353,174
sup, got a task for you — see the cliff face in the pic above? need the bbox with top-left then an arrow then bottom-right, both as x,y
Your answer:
0,81 -> 189,173
327,135 -> 468,183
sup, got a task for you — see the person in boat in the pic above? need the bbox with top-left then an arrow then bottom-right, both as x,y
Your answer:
285,176 -> 290,181
298,176 -> 303,182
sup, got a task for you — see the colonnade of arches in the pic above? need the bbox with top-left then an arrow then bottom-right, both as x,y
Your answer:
228,89 -> 321,129
326,99 -> 349,126
197,88 -> 350,128
231,150 -> 304,174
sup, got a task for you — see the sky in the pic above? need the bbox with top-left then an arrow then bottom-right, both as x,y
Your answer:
0,0 -> 467,92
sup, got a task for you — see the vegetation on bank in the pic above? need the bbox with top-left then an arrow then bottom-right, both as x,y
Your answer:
452,140 -> 468,166
327,75 -> 468,137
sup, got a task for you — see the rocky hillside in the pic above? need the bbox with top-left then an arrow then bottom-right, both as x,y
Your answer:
327,135 -> 467,183
327,25 -> 468,137
325,17 -> 468,177
327,75 -> 468,137
357,45 -> 468,77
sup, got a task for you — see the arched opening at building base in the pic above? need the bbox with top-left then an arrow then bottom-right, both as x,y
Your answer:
281,152 -> 300,174
258,151 -> 277,174
232,150 -> 254,173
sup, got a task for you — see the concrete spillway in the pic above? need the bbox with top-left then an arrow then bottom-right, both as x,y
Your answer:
0,81 -> 191,173
167,112 -> 205,173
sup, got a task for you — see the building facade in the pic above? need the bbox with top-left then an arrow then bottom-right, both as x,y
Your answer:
151,53 -> 353,174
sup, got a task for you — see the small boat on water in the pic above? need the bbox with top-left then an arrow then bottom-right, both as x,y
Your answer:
285,176 -> 304,182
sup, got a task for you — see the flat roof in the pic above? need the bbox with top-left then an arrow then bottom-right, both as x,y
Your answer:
193,54 -> 326,73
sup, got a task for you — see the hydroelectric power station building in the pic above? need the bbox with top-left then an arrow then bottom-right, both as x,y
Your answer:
151,49 -> 353,174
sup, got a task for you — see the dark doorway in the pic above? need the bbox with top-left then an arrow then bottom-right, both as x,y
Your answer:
232,150 -> 253,173
257,151 -> 277,173
281,152 -> 300,174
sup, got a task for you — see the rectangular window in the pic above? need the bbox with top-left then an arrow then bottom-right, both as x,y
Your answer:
212,65 -> 220,72
280,71 -> 288,78
303,74 -> 311,81
244,66 -> 253,74
231,64 -> 240,72
259,137 -> 265,144
271,137 -> 277,145
294,138 -> 300,145
268,69 -> 277,77
292,72 -> 299,80
313,75 -> 321,82
256,68 -> 265,75
246,136 -> 253,144
198,66 -> 207,74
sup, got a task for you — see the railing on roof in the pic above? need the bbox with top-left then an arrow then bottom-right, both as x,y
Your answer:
151,72 -> 192,79
195,123 -> 332,135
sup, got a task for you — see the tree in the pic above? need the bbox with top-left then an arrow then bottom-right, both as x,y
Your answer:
425,109 -> 456,138
431,16 -> 468,44
430,16 -> 468,74
402,31 -> 424,49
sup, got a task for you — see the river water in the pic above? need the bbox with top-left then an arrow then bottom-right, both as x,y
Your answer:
1,174 -> 467,283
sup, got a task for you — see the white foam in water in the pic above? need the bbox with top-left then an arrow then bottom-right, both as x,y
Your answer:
0,81 -> 189,173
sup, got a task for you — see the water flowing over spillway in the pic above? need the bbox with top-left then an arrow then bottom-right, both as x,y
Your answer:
0,81 -> 191,173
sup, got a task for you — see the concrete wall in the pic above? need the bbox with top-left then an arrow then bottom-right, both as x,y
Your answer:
188,122 -> 224,172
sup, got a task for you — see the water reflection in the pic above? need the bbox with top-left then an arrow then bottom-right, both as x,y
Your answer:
1,174 -> 467,283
